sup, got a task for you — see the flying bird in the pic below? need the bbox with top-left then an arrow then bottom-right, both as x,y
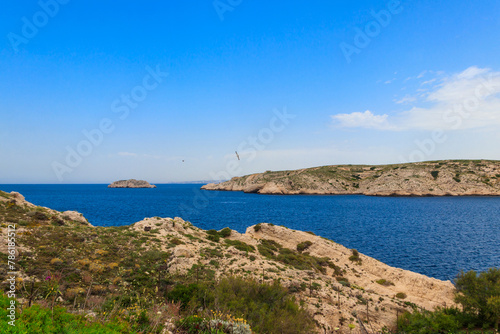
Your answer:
235,151 -> 240,160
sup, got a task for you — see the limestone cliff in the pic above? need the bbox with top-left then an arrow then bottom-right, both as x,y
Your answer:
202,160 -> 500,196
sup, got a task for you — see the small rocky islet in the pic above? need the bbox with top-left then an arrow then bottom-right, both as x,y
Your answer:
108,179 -> 156,188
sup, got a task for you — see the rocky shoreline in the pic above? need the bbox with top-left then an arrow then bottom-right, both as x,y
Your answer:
202,160 -> 500,196
0,189 -> 456,332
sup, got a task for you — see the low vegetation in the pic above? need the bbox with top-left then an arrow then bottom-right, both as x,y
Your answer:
0,192 -> 315,333
296,240 -> 313,252
257,238 -> 334,274
398,268 -> 500,332
376,279 -> 394,286
2,190 -> 499,333
0,293 -> 133,333
170,277 -> 314,334
348,249 -> 362,264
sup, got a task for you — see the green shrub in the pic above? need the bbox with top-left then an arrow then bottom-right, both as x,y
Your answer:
206,229 -> 218,236
206,234 -> 220,242
32,211 -> 49,221
224,239 -> 255,253
254,223 -> 262,232
398,308 -> 460,333
171,237 -> 184,245
430,171 -> 439,180
329,263 -> 343,276
337,277 -> 350,287
276,248 -> 330,274
209,260 -> 220,268
349,249 -> 362,264
0,293 -> 132,333
201,247 -> 223,258
296,241 -> 313,252
175,315 -> 204,333
376,279 -> 394,286
455,268 -> 500,328
258,239 -> 282,258
167,283 -> 201,309
186,277 -> 314,334
258,239 -> 332,273
219,227 -> 232,238
395,292 -> 407,299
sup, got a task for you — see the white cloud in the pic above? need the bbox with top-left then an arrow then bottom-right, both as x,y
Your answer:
426,67 -> 498,104
457,66 -> 489,79
332,66 -> 500,132
331,110 -> 391,129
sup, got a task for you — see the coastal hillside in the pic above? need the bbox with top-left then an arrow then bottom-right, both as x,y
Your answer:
202,160 -> 500,196
0,190 -> 455,332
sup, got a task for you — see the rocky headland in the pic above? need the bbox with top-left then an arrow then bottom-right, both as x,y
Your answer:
202,160 -> 500,196
108,179 -> 156,188
0,190 -> 456,332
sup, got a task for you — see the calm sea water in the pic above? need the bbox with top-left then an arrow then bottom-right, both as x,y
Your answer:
1,184 -> 499,281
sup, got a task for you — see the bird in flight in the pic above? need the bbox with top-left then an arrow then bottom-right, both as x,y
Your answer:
235,151 -> 240,160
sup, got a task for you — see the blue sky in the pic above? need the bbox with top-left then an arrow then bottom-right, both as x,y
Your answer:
1,0 -> 499,183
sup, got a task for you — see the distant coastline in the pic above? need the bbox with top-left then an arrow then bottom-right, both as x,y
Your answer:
202,160 -> 500,196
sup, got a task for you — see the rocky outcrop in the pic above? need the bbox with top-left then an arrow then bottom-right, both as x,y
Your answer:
130,218 -> 456,332
0,191 -> 92,227
202,160 -> 500,196
108,179 -> 156,188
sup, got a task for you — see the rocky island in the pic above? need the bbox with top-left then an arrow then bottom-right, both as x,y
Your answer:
108,179 -> 156,188
202,160 -> 500,196
0,190 -> 456,333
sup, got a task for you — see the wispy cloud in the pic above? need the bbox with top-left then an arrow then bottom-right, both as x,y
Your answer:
394,95 -> 417,104
417,70 -> 427,79
421,78 -> 437,86
331,66 -> 500,131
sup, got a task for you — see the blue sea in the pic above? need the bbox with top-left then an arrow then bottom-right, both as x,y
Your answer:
1,184 -> 499,281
